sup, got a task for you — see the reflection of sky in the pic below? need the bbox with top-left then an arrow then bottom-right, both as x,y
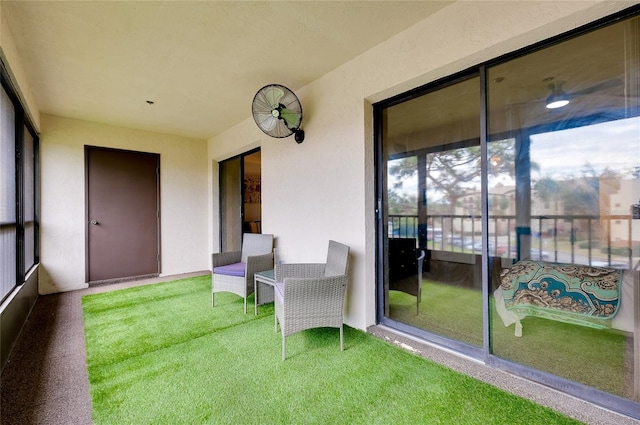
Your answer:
531,117 -> 639,179
389,117 -> 639,201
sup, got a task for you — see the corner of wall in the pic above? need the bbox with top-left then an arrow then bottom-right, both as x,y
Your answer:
0,4 -> 40,132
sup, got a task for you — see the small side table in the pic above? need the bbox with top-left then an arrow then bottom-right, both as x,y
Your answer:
254,269 -> 275,315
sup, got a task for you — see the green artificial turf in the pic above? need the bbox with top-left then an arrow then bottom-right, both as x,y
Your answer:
389,280 -> 628,397
83,275 -> 582,424
389,280 -> 484,346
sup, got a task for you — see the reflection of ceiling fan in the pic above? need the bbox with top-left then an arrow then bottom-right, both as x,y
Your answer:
544,78 -> 623,109
251,84 -> 305,143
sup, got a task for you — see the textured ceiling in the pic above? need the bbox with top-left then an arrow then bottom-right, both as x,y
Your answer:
1,1 -> 452,139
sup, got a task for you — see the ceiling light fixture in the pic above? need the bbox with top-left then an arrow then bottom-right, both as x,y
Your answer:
545,81 -> 569,109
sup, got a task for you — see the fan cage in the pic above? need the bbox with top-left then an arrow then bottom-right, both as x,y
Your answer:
252,84 -> 303,139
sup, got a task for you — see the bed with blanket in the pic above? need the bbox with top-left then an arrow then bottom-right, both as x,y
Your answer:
496,260 -> 623,336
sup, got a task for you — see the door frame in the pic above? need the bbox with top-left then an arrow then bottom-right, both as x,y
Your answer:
84,145 -> 161,283
219,147 -> 261,252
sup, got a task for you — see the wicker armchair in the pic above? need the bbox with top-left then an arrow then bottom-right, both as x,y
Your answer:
212,233 -> 274,314
274,240 -> 350,360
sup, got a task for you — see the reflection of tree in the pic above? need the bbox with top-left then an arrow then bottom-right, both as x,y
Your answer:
533,164 -> 621,216
427,146 -> 481,214
426,140 -> 515,213
388,137 -> 630,251
533,177 -> 560,210
388,140 -> 516,216
490,193 -> 510,214
388,157 -> 418,215
562,178 -> 599,215
389,156 -> 417,190
388,191 -> 417,215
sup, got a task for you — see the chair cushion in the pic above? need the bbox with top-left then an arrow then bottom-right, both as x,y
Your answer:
274,281 -> 284,304
213,262 -> 245,277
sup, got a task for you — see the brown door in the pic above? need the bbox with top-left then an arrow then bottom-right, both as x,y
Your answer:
86,146 -> 160,282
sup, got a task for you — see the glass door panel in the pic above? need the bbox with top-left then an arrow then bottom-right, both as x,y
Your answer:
487,16 -> 640,400
382,77 -> 483,347
220,156 -> 242,252
243,150 -> 262,234
220,149 -> 262,252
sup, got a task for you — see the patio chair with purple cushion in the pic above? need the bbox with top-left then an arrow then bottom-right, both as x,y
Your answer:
212,233 -> 274,314
274,240 -> 350,360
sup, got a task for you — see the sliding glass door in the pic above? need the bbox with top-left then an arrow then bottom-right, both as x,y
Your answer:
376,9 -> 640,418
219,149 -> 262,251
381,77 -> 484,349
486,15 -> 640,403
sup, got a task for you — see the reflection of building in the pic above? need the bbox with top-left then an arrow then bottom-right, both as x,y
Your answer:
604,178 -> 640,251
448,178 -> 640,252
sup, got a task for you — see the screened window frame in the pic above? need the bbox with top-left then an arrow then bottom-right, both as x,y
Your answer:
1,67 -> 40,305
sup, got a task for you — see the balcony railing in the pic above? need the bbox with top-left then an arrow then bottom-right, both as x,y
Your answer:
388,213 -> 636,268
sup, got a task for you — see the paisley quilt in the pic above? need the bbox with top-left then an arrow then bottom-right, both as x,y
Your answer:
499,260 -> 622,329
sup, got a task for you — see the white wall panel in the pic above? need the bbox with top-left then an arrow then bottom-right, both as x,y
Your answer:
207,1 -> 633,331
40,114 -> 208,294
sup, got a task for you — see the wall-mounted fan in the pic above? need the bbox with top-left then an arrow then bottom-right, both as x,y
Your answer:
252,84 -> 305,143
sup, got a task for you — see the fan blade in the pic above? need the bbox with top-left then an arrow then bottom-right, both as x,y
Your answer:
255,113 -> 277,132
280,108 -> 301,129
263,86 -> 285,108
568,78 -> 623,97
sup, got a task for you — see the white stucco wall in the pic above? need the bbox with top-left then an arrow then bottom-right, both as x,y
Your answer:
40,114 -> 209,294
207,1 -> 634,331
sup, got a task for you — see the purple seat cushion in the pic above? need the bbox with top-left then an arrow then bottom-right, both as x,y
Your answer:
213,262 -> 246,277
275,281 -> 284,304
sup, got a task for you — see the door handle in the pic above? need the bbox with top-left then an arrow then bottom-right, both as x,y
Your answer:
90,220 -> 99,225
